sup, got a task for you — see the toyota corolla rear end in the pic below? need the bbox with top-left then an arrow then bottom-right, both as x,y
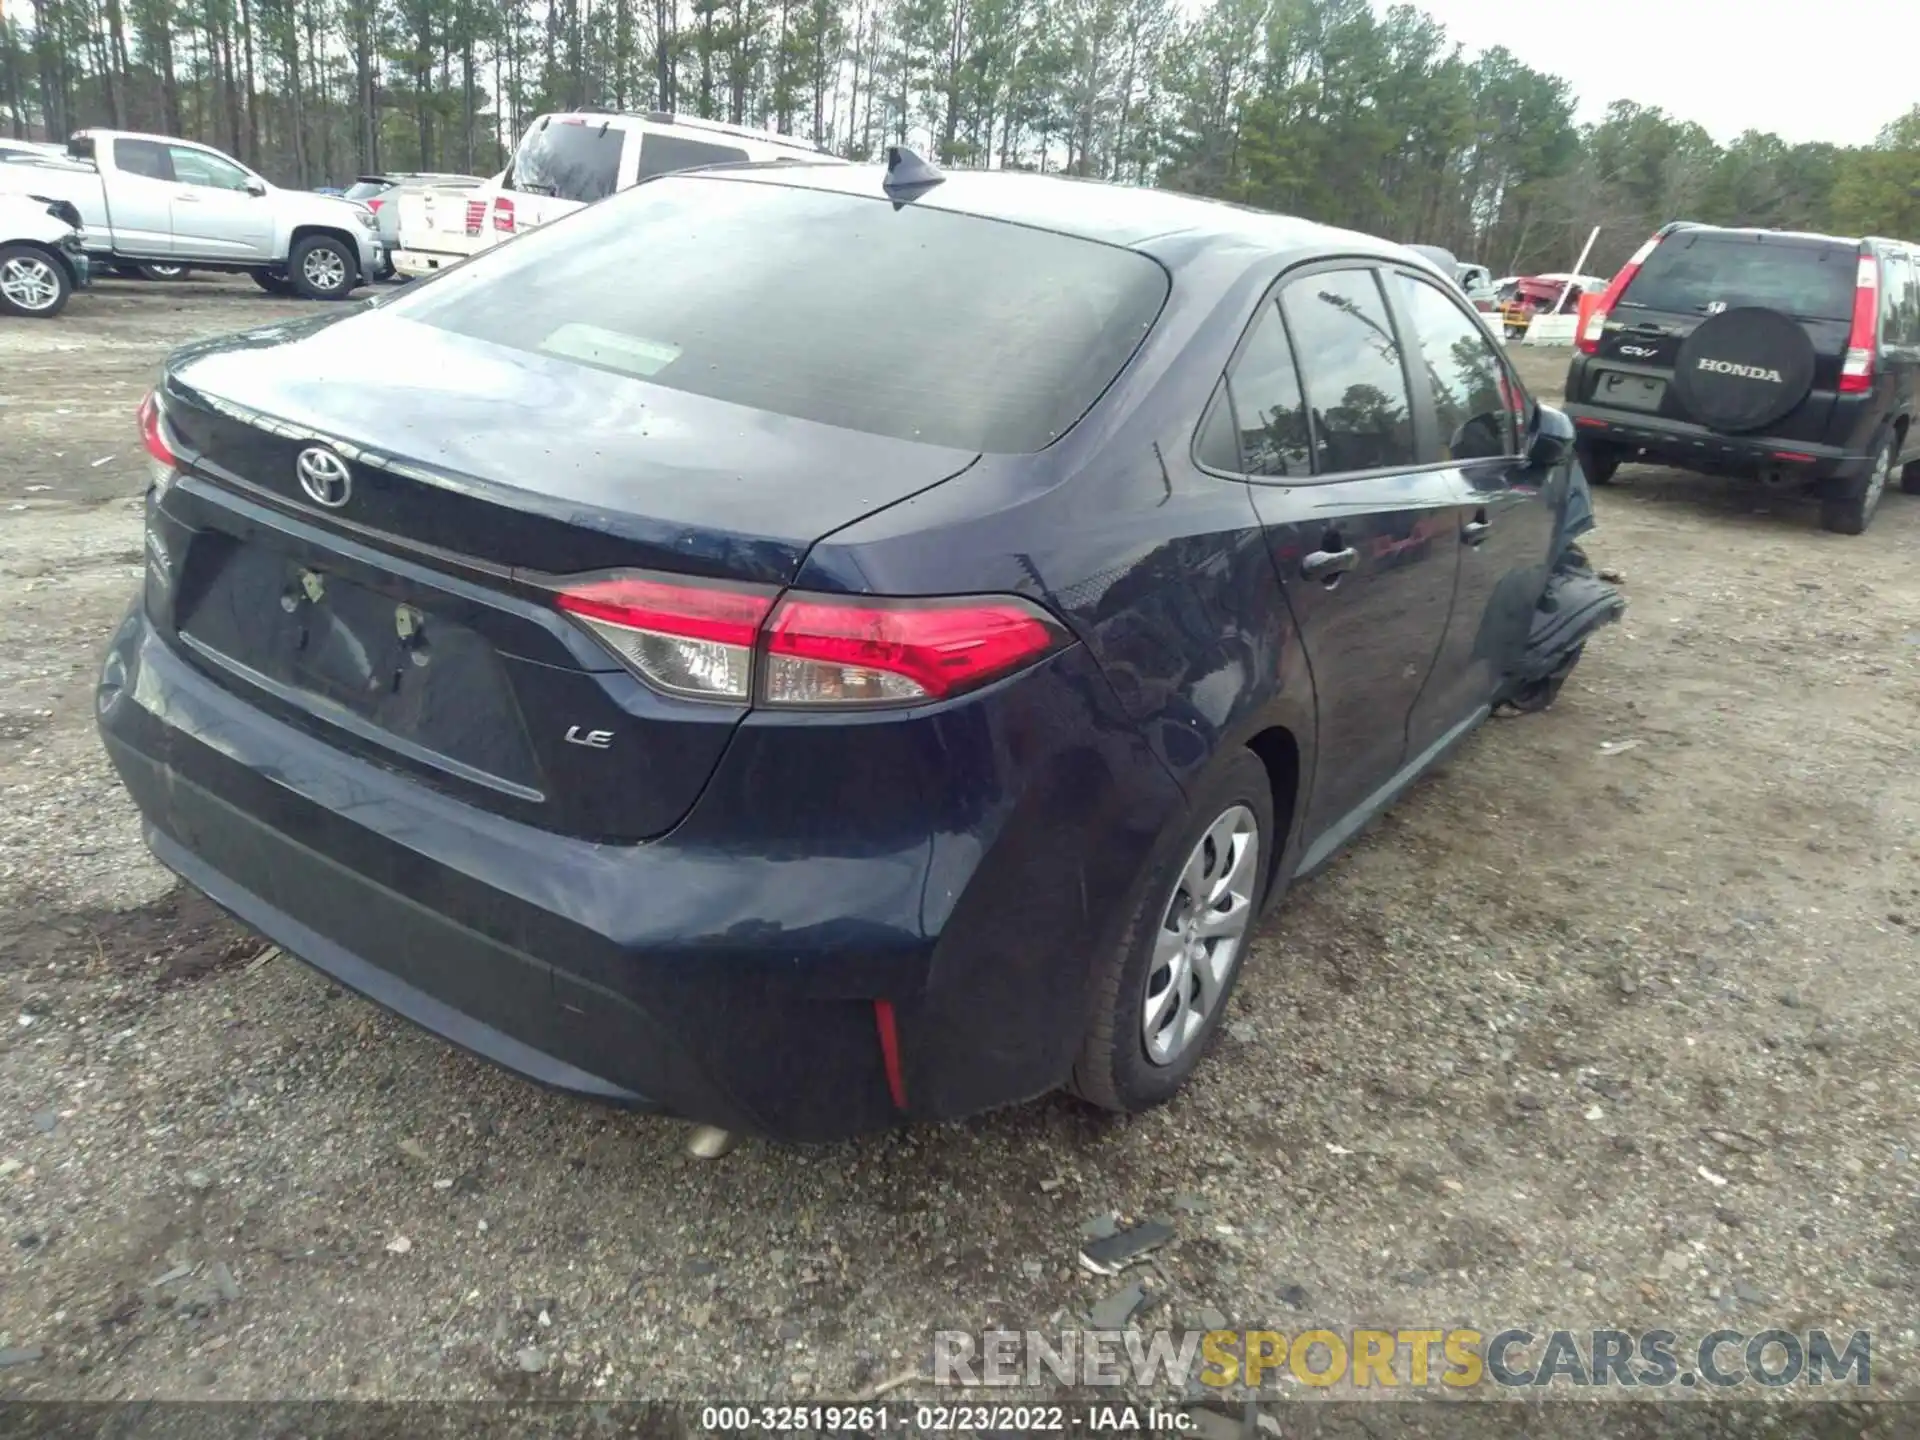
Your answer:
97,168 -> 1182,1142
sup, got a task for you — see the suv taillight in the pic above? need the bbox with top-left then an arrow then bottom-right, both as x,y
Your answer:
1839,250 -> 1878,394
1577,232 -> 1662,355
492,196 -> 516,233
553,571 -> 1068,708
464,199 -> 486,235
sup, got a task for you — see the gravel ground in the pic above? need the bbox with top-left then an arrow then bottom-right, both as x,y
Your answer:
2,277 -> 1918,1420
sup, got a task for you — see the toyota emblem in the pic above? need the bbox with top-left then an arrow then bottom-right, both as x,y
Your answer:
296,446 -> 352,508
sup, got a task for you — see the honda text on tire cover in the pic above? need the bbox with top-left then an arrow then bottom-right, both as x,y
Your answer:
98,155 -> 1590,1141
1563,223 -> 1920,534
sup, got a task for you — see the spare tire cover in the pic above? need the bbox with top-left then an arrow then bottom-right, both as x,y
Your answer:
1672,307 -> 1816,433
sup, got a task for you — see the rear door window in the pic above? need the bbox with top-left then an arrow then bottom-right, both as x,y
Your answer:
1394,273 -> 1514,461
394,174 -> 1170,454
1620,234 -> 1856,320
1224,300 -> 1312,478
113,138 -> 173,181
1280,268 -> 1417,473
507,118 -> 628,203
636,134 -> 751,181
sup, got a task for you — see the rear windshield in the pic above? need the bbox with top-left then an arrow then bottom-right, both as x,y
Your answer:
506,117 -> 626,203
1621,235 -> 1856,320
344,179 -> 392,201
390,175 -> 1169,453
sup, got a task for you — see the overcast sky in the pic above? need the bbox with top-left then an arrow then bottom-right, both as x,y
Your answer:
1418,0 -> 1914,147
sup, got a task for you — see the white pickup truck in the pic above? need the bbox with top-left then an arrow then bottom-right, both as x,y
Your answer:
392,112 -> 844,279
0,129 -> 384,300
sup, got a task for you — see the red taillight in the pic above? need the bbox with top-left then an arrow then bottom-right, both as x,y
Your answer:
464,199 -> 486,235
1839,251 -> 1878,395
1577,233 -> 1663,355
365,197 -> 384,214
873,1000 -> 907,1110
492,196 -> 515,233
555,574 -> 775,701
552,572 -> 1067,707
137,390 -> 180,489
763,595 -> 1065,706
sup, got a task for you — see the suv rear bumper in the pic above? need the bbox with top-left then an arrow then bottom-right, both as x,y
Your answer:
1563,405 -> 1873,480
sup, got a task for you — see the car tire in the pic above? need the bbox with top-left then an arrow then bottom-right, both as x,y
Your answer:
288,235 -> 359,301
1900,440 -> 1920,497
1577,440 -> 1622,485
0,243 -> 72,318
1820,433 -> 1894,536
1069,748 -> 1274,1114
136,262 -> 191,281
251,268 -> 294,295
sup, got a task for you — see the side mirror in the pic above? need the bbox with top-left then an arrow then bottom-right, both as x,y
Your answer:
245,178 -> 267,197
1527,403 -> 1574,469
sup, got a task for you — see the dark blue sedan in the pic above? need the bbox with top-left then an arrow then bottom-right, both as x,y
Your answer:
98,154 -> 1579,1141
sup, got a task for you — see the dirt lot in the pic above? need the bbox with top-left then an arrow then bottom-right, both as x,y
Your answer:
2,276 -> 1918,1416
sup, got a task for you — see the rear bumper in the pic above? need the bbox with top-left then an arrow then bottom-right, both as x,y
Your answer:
1563,405 -> 1871,480
392,247 -> 467,278
98,599 -> 1179,1141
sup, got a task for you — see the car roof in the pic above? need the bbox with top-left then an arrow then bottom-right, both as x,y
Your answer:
695,164 -> 1407,266
525,111 -> 836,158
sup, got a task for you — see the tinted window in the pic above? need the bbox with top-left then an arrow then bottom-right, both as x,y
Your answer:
345,179 -> 394,201
637,134 -> 751,180
1881,251 -> 1919,346
1280,269 -> 1416,473
1621,234 -> 1856,320
1226,300 -> 1312,477
1396,274 -> 1513,461
395,175 -> 1169,454
507,118 -> 627,203
168,146 -> 253,191
1196,382 -> 1241,471
114,138 -> 171,181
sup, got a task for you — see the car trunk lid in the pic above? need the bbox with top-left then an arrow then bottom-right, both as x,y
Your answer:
150,312 -> 981,841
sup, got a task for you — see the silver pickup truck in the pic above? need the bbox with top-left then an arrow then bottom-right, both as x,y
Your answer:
0,129 -> 383,300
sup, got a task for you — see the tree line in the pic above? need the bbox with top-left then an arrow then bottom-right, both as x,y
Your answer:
2,0 -> 1916,274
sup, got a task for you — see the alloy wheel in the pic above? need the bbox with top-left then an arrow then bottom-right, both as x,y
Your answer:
1142,804 -> 1259,1066
302,248 -> 347,292
0,255 -> 60,312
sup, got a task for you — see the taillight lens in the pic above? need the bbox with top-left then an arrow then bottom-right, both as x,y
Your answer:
492,197 -> 515,233
553,573 -> 1067,708
1577,233 -> 1663,355
464,199 -> 485,235
1839,251 -> 1878,394
556,573 -> 774,701
137,390 -> 180,492
365,197 -> 384,214
763,595 -> 1065,706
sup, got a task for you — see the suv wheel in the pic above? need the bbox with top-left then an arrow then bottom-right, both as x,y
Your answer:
1069,749 -> 1273,1113
1577,440 -> 1622,485
289,235 -> 359,301
1820,433 -> 1893,536
251,268 -> 294,295
1901,437 -> 1920,497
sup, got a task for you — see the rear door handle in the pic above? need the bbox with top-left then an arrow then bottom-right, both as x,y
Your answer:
1463,512 -> 1493,546
1301,546 -> 1358,582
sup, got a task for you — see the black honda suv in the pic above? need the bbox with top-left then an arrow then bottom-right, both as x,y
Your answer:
1564,223 -> 1920,534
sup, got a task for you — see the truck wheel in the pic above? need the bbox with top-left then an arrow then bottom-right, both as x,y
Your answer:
289,236 -> 358,301
1820,433 -> 1893,536
136,263 -> 191,281
251,269 -> 294,295
0,244 -> 72,318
